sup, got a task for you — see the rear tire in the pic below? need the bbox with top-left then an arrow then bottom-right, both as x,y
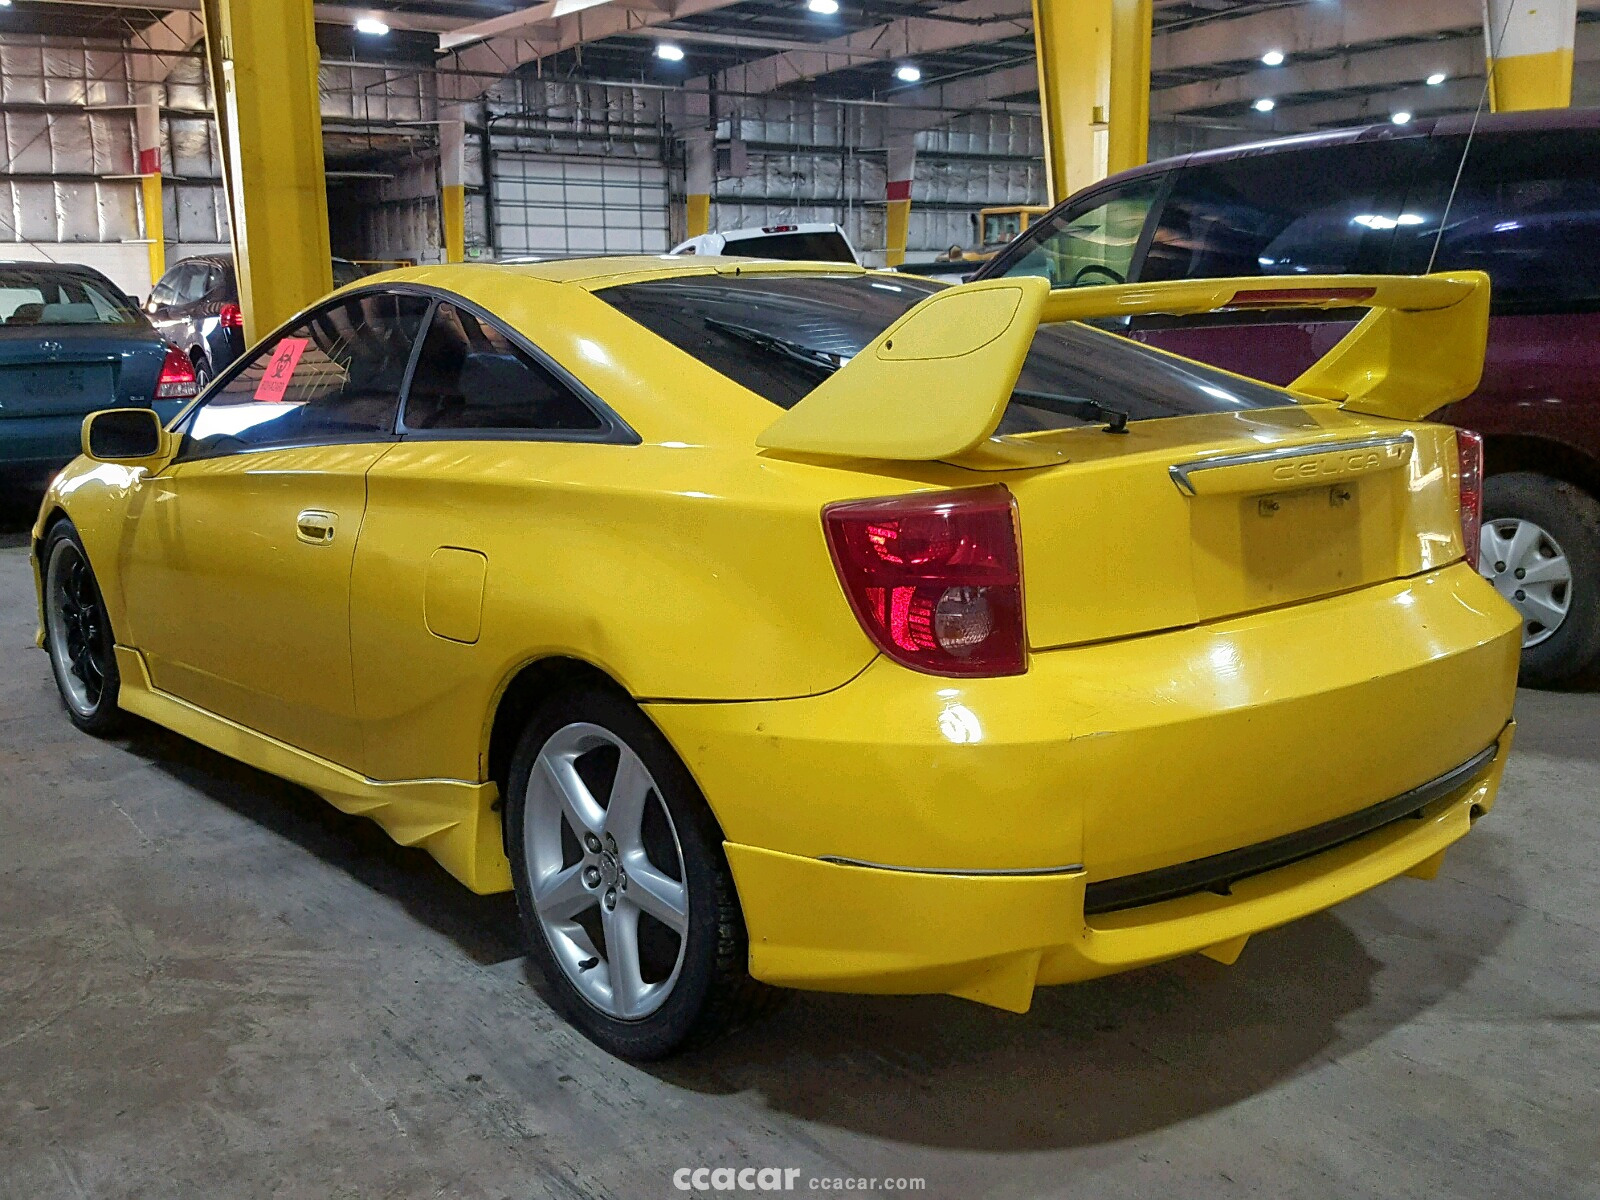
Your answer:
41,521 -> 124,736
505,685 -> 776,1059
192,353 -> 212,390
1480,472 -> 1600,688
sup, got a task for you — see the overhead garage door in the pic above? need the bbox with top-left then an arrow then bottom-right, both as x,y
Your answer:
493,152 -> 671,257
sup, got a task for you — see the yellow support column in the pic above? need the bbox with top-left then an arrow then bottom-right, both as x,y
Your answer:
135,100 -> 164,286
685,133 -> 714,239
1108,0 -> 1152,176
1485,0 -> 1576,111
1032,0 -> 1111,203
201,0 -> 331,345
440,114 -> 466,263
884,134 -> 915,268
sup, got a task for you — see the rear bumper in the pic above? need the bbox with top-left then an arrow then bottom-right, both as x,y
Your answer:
646,561 -> 1521,1004
723,727 -> 1509,1010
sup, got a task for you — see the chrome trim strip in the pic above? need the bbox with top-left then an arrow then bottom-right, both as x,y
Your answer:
1168,433 -> 1414,497
818,856 -> 1085,877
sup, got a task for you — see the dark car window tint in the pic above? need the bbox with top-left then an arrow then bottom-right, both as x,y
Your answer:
723,231 -> 855,263
181,291 -> 428,456
0,267 -> 142,326
1141,140 -> 1415,282
402,302 -> 602,433
149,270 -> 181,307
1394,130 -> 1600,314
998,180 -> 1163,288
174,263 -> 211,304
600,273 -> 1295,432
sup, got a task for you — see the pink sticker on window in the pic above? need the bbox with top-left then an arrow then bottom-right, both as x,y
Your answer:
253,336 -> 310,402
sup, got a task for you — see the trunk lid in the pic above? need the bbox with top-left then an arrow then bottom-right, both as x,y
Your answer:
1003,405 -> 1464,649
0,327 -> 167,418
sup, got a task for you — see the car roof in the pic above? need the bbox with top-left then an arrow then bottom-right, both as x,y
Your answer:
1102,106 -> 1600,187
364,256 -> 872,291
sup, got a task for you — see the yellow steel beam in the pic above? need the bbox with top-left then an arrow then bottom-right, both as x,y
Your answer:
1108,0 -> 1152,176
201,0 -> 332,345
1485,0 -> 1575,111
440,115 -> 466,263
1032,0 -> 1111,203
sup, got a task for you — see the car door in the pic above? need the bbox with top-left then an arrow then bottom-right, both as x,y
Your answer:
1123,136 -> 1426,384
1389,127 -> 1600,443
348,297 -> 629,783
118,289 -> 430,767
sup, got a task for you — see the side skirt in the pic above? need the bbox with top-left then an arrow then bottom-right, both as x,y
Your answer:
113,645 -> 512,894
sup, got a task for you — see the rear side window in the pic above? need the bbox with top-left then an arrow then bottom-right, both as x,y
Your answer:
599,273 -> 1294,432
181,291 -> 429,456
1393,130 -> 1600,313
1142,140 -> 1417,281
401,301 -> 602,433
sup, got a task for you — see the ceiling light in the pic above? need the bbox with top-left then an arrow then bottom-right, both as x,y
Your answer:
656,42 -> 685,62
1261,49 -> 1285,66
808,0 -> 840,12
1392,110 -> 1413,125
895,64 -> 922,83
354,16 -> 389,35
1253,97 -> 1276,113
1427,72 -> 1448,86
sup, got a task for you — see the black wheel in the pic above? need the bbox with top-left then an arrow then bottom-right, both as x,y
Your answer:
192,354 -> 213,390
1479,472 -> 1600,688
41,521 -> 124,735
505,685 -> 776,1059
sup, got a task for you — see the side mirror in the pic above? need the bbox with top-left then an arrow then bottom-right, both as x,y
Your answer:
81,408 -> 175,467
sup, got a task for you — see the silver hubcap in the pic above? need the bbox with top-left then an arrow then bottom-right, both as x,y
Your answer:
44,540 -> 110,718
524,723 -> 689,1021
1479,517 -> 1572,649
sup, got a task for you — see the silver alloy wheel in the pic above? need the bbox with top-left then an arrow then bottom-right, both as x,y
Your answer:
1479,517 -> 1573,649
524,722 -> 689,1021
44,539 -> 110,718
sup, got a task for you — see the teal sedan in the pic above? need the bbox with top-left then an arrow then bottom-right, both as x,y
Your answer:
0,262 -> 197,479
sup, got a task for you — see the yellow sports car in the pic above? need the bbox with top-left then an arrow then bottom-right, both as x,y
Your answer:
32,258 -> 1520,1060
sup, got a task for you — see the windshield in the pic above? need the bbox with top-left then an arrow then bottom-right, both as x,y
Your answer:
722,231 -> 855,263
0,268 -> 142,326
332,260 -> 367,288
599,273 -> 1297,433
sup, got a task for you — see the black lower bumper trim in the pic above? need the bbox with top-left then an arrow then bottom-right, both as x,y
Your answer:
1083,742 -> 1500,917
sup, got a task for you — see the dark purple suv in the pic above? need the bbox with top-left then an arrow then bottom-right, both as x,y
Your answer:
978,109 -> 1600,686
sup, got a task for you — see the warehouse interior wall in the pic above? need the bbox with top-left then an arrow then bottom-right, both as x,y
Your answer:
0,29 -> 1257,289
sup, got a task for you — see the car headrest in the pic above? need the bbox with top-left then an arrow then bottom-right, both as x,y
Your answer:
7,303 -> 43,324
458,350 -> 529,404
38,302 -> 100,324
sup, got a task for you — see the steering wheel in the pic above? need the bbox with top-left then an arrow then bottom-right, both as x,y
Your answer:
1068,263 -> 1126,287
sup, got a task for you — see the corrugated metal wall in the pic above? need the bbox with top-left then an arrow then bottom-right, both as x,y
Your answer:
0,32 -> 1216,287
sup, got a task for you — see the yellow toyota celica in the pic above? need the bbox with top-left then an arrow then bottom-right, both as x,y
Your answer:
31,258 -> 1519,1060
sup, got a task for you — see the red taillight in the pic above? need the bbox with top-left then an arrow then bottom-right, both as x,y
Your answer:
155,345 -> 198,399
1457,429 -> 1484,567
218,302 -> 244,330
823,485 -> 1025,678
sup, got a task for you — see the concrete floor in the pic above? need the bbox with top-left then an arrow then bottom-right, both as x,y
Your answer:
1,489 -> 1597,1200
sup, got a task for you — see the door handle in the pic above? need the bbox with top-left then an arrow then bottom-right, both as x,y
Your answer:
296,509 -> 337,545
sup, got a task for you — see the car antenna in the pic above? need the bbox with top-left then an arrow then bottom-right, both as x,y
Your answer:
1426,2 -> 1517,274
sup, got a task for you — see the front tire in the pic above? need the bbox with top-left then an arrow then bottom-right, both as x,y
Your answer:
41,521 -> 124,736
505,685 -> 773,1059
1480,472 -> 1600,688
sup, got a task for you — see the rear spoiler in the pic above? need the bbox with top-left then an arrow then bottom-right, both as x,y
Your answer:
756,271 -> 1491,462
